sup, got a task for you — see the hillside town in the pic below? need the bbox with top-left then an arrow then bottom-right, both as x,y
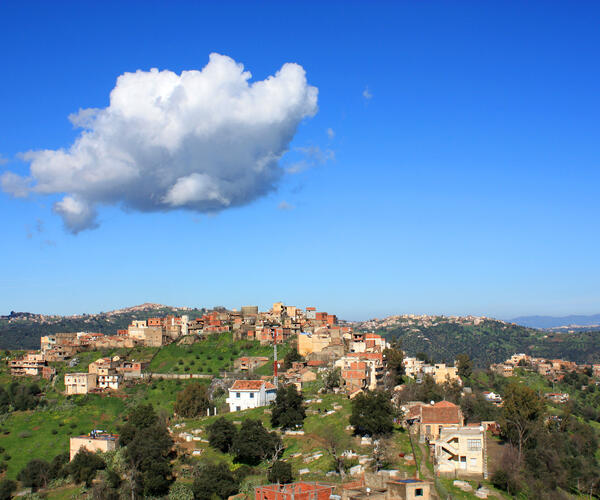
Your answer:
3,302 -> 600,499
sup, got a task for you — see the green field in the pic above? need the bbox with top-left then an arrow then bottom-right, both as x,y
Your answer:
149,332 -> 290,374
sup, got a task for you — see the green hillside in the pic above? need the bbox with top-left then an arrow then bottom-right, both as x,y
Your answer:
0,306 -> 206,350
372,319 -> 600,366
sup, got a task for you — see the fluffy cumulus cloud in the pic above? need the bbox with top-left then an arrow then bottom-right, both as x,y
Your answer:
1,54 -> 318,233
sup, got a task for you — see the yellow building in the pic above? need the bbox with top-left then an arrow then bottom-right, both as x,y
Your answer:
434,426 -> 485,478
297,331 -> 332,356
70,432 -> 119,460
65,373 -> 97,395
433,363 -> 461,385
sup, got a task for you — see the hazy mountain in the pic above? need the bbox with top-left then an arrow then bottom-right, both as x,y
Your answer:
511,314 -> 600,330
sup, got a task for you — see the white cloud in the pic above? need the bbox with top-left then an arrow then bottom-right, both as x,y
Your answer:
326,128 -> 335,139
2,53 -> 318,233
277,200 -> 294,211
363,86 -> 373,100
286,146 -> 335,174
1,171 -> 31,198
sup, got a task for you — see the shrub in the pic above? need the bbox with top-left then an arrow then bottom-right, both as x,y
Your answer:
192,463 -> 239,500
18,431 -> 32,439
207,417 -> 236,453
51,429 -> 58,435
68,449 -> 106,487
217,355 -> 224,361
268,460 -> 293,484
0,479 -> 16,500
178,360 -> 184,365
17,458 -> 50,490
174,383 -> 210,418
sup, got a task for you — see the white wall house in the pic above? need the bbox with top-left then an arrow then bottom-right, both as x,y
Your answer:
226,380 -> 277,412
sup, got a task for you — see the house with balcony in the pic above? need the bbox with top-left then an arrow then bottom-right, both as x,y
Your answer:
433,426 -> 485,479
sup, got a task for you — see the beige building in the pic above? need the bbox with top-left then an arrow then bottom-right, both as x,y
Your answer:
433,426 -> 485,478
69,432 -> 119,460
432,364 -> 461,385
298,331 -> 332,356
387,479 -> 432,499
65,373 -> 97,395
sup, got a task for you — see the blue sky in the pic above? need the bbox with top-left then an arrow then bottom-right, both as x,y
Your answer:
1,1 -> 599,320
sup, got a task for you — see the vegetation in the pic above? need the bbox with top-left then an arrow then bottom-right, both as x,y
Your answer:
270,385 -> 306,430
375,319 -> 600,366
231,419 -> 282,465
268,460 -> 293,484
350,390 -> 395,437
192,462 -> 239,500
207,417 -> 236,453
174,382 -> 210,417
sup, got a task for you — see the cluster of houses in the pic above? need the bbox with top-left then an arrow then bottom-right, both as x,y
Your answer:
402,357 -> 461,386
403,400 -> 495,480
490,352 -> 600,382
64,356 -> 147,395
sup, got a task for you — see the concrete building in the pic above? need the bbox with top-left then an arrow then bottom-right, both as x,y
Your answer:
10,352 -> 51,377
433,426 -> 485,478
65,373 -> 97,395
226,380 -> 277,412
254,482 -> 334,500
387,479 -> 432,499
405,401 -> 464,440
69,431 -> 119,460
432,364 -> 461,385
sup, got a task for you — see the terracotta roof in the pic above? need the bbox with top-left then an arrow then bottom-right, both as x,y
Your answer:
230,380 -> 267,391
421,401 -> 462,424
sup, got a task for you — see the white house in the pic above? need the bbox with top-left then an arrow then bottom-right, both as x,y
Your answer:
226,380 -> 277,412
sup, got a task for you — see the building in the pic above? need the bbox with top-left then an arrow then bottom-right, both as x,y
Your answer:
10,352 -> 52,378
254,482 -> 334,500
405,401 -> 464,440
69,431 -> 119,460
433,426 -> 485,478
387,479 -> 432,499
64,373 -> 97,395
226,380 -> 277,412
432,364 -> 461,385
234,356 -> 270,372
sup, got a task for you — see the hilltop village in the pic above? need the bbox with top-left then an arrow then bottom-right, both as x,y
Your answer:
2,303 -> 600,499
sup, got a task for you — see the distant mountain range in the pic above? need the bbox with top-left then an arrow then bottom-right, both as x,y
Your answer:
511,314 -> 600,330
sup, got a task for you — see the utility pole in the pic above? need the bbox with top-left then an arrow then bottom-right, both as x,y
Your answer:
273,335 -> 278,387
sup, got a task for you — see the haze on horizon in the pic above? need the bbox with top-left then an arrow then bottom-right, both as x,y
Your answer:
1,1 -> 599,320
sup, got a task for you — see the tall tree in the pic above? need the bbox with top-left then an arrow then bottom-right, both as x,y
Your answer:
174,382 -> 210,418
350,391 -> 395,437
207,417 -> 237,453
271,385 -> 306,430
501,382 -> 545,459
456,353 -> 473,380
231,419 -> 282,465
192,462 -> 239,500
383,341 -> 405,388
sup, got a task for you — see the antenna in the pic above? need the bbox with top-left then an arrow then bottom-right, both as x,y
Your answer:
273,335 -> 278,387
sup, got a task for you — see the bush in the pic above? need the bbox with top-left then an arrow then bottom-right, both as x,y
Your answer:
217,355 -> 224,361
271,385 -> 306,430
0,479 -> 16,500
174,383 -> 210,418
207,417 -> 237,453
51,429 -> 58,435
169,481 -> 194,500
268,460 -> 293,484
17,458 -> 50,490
178,360 -> 184,365
192,463 -> 239,500
491,469 -> 520,495
232,419 -> 282,465
68,449 -> 106,486
18,431 -> 32,439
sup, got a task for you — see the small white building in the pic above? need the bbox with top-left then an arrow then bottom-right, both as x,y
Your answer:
226,380 -> 277,412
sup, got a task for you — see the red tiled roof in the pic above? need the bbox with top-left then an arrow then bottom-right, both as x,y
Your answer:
421,401 -> 462,424
230,380 -> 265,391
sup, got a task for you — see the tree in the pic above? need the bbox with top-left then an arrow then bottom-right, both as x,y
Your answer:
323,367 -> 341,392
17,459 -> 50,490
231,419 -> 282,465
120,403 -> 174,498
501,382 -> 545,459
456,354 -> 473,380
271,385 -> 306,430
207,417 -> 237,453
383,341 -> 405,388
174,383 -> 210,418
168,482 -> 194,500
68,449 -> 106,487
48,452 -> 69,481
316,423 -> 353,478
268,460 -> 293,484
350,391 -> 395,437
0,479 -> 16,500
192,462 -> 239,500
283,348 -> 303,370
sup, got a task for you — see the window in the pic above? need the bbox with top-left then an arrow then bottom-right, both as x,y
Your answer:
236,406 -> 241,411
250,392 -> 254,398
236,392 -> 240,398
467,439 -> 482,451
415,488 -> 423,496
